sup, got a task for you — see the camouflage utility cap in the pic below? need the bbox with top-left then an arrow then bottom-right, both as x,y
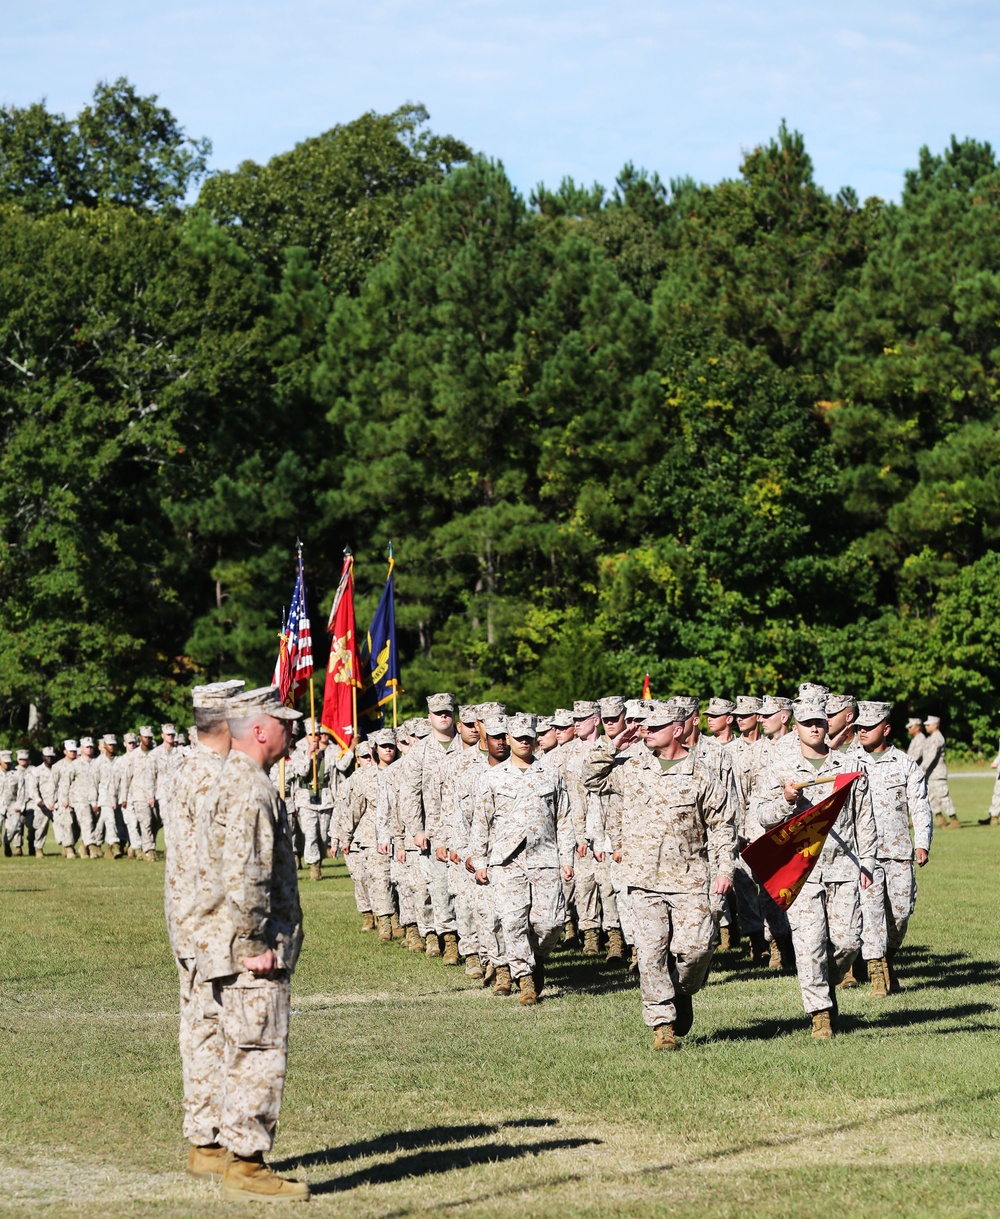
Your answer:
551,708 -> 574,728
573,700 -> 599,718
734,696 -> 762,716
645,700 -> 686,727
484,714 -> 508,736
706,697 -> 736,716
793,699 -> 828,723
227,686 -> 303,721
856,701 -> 891,728
192,680 -> 245,709
599,697 -> 625,718
825,694 -> 856,715
507,713 -> 537,739
426,693 -> 456,713
760,695 -> 793,716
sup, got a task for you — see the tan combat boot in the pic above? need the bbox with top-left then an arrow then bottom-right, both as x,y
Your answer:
837,962 -> 859,990
103,843 -> 114,859
518,973 -> 537,1006
934,813 -> 948,829
378,915 -> 393,943
719,924 -> 733,952
11,844 -> 23,856
62,845 -> 75,859
886,954 -> 901,994
89,844 -> 102,859
628,946 -> 639,974
441,931 -> 460,965
186,1142 -> 228,1179
946,817 -> 962,829
605,928 -> 625,961
582,928 -> 600,956
35,849 -> 44,858
465,955 -> 484,979
221,1153 -> 310,1202
309,862 -> 322,882
563,917 -> 578,948
406,924 -> 423,953
390,912 -> 406,940
425,932 -> 442,957
144,849 -> 157,862
811,1009 -> 834,1040
361,911 -> 376,932
653,1023 -> 678,1051
111,842 -> 123,859
869,957 -> 889,998
492,964 -> 512,996
76,844 -> 88,859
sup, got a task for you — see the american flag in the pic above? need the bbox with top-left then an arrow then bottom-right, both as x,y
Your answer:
273,549 -> 314,706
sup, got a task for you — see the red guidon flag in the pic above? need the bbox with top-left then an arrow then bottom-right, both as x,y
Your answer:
321,552 -> 362,754
642,672 -> 651,699
741,771 -> 863,910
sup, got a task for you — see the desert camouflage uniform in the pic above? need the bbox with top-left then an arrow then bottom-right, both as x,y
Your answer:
344,764 -> 394,918
444,745 -> 489,962
288,740 -> 334,867
92,751 -> 121,847
728,734 -> 792,945
194,751 -> 303,1157
151,742 -> 184,829
469,758 -> 573,981
127,746 -> 158,853
921,729 -> 957,820
906,732 -> 926,767
548,741 -> 590,924
694,736 -> 742,927
757,751 -> 878,1014
51,754 -> 76,847
857,745 -> 933,959
115,749 -> 139,851
583,741 -> 734,1029
400,734 -> 461,935
29,762 -> 55,853
68,752 -> 100,850
386,764 -> 434,938
1,764 -> 25,848
164,742 -> 229,1145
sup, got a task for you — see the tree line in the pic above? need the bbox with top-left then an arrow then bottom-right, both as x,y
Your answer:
1,79 -> 998,751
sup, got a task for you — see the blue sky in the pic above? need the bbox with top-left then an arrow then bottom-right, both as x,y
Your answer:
4,1 -> 998,203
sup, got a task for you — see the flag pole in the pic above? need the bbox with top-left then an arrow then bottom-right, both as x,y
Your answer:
388,541 -> 397,728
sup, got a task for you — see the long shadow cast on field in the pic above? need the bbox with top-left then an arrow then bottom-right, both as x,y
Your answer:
273,1118 -> 563,1172
892,943 -> 1000,993
280,1119 -> 601,1195
710,998 -> 996,1043
543,953 -> 638,997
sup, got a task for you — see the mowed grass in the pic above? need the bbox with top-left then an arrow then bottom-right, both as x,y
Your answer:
2,775 -> 1000,1217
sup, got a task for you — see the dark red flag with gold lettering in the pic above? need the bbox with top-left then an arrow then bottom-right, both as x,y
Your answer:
741,772 -> 863,909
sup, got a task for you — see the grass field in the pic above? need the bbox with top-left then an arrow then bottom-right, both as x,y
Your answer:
3,774 -> 1000,1217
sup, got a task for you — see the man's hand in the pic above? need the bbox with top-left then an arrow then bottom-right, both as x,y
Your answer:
435,845 -> 448,862
475,868 -> 489,885
611,724 -> 640,750
916,848 -> 929,867
449,850 -> 461,865
414,833 -> 429,851
377,842 -> 390,856
860,869 -> 873,890
713,875 -> 734,895
612,850 -> 622,864
576,842 -> 588,858
562,865 -> 575,883
243,949 -> 278,977
396,848 -> 406,864
782,780 -> 799,804
594,850 -> 605,863
465,857 -> 476,873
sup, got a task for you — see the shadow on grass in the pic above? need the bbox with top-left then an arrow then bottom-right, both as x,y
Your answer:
710,999 -> 997,1042
545,954 -> 638,997
893,943 -> 1000,992
281,1119 -> 600,1194
273,1118 -> 561,1171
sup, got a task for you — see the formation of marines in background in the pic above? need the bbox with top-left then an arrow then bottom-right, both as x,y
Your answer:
0,691 -> 977,1063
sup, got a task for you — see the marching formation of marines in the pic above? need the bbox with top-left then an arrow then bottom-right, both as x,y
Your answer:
0,684 -> 955,1066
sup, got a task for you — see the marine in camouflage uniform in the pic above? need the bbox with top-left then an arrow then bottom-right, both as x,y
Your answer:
399,694 -> 462,960
68,737 -> 100,857
164,680 -> 243,1179
470,713 -> 575,1006
29,747 -> 58,856
855,701 -> 933,995
116,734 -> 140,856
92,734 -> 123,857
921,717 -> 959,829
128,728 -> 159,859
151,723 -> 184,846
194,686 -> 308,1202
51,739 -> 79,856
547,707 -> 589,945
583,700 -> 735,1051
757,698 -> 878,1039
342,731 -> 396,932
1,751 -> 24,854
